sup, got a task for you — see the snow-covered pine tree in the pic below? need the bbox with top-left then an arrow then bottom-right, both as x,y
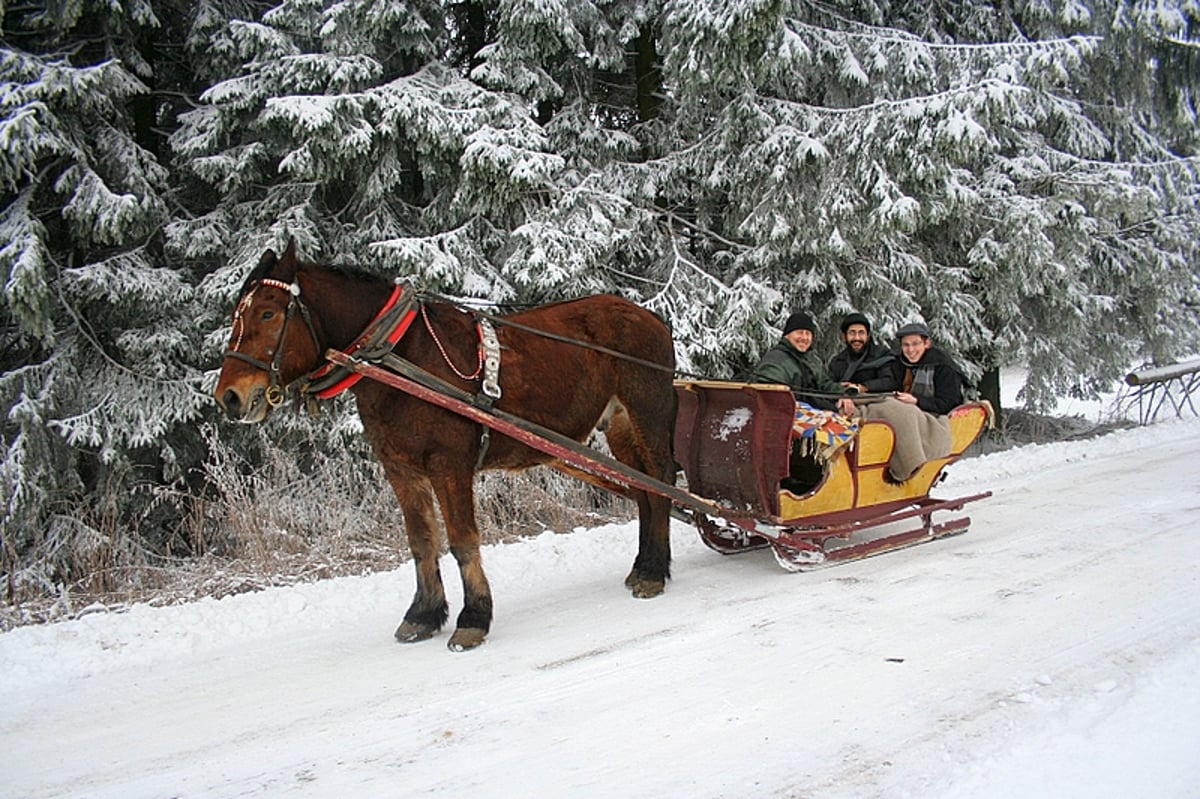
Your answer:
460,0 -> 791,371
1,4 -> 209,594
456,0 -> 1199,396
642,0 -> 1200,404
172,0 -> 564,300
175,0 -> 1200,406
168,1 -> 585,555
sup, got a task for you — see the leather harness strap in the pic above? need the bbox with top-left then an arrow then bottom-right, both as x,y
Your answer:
303,282 -> 417,399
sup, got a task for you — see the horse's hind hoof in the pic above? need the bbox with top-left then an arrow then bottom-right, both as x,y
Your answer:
395,620 -> 437,643
625,571 -> 666,598
632,581 -> 666,598
447,628 -> 487,651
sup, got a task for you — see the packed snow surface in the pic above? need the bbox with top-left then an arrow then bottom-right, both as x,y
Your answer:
3,416 -> 1199,798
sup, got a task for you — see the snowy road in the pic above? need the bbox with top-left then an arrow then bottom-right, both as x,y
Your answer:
2,418 -> 1199,798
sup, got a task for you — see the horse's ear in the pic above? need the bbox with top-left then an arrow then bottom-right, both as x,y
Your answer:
239,248 -> 279,295
277,236 -> 302,273
276,237 -> 299,281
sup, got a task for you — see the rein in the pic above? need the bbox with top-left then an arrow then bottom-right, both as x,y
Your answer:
230,279 -> 848,411
431,301 -> 879,400
417,291 -> 680,377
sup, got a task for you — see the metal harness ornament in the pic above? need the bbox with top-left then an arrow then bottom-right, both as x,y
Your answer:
479,317 -> 502,400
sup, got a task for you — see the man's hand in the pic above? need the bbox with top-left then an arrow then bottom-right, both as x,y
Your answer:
836,397 -> 857,416
893,391 -> 918,405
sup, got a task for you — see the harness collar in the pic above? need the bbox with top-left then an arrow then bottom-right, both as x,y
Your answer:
302,281 -> 417,399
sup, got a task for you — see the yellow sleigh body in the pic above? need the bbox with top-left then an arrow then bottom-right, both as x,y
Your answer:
673,380 -> 993,570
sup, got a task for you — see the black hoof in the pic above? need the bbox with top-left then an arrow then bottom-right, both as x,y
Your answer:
625,568 -> 666,598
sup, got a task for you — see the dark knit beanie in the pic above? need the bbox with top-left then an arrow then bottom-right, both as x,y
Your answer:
840,312 -> 871,334
783,311 -> 816,335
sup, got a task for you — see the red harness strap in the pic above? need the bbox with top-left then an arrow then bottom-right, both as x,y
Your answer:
308,284 -> 418,400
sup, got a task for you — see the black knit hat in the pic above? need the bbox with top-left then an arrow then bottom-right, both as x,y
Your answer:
783,311 -> 816,335
840,312 -> 871,334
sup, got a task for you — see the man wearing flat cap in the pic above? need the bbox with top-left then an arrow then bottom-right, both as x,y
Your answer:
750,311 -> 857,416
859,321 -> 966,482
827,312 -> 902,395
893,322 -> 964,414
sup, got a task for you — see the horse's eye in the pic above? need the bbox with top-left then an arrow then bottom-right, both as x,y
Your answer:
261,310 -> 275,321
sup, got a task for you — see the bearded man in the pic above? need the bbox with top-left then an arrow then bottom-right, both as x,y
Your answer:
827,312 -> 902,395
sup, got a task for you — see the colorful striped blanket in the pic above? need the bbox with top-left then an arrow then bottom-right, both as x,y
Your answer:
793,401 -> 860,459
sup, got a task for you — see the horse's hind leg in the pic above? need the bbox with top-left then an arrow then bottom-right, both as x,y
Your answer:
605,404 -> 674,598
390,475 -> 450,643
429,463 -> 493,651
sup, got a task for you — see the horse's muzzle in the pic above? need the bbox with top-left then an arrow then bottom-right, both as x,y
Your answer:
217,385 -> 269,423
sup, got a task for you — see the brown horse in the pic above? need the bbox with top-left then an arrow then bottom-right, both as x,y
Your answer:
214,241 -> 677,650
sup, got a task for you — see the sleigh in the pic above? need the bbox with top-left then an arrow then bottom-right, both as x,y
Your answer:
672,380 -> 993,570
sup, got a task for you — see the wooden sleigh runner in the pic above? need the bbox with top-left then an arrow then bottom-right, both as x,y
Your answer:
672,380 -> 994,571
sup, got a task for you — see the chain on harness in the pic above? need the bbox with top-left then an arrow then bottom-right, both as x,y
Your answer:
419,304 -> 502,402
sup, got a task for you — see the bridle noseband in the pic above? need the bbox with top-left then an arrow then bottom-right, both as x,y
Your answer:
224,278 -> 324,408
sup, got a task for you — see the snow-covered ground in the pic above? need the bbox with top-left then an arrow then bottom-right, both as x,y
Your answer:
3,389 -> 1199,798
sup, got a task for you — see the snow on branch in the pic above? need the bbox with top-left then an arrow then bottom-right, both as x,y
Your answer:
61,252 -> 193,307
57,166 -> 155,246
787,17 -> 1101,52
261,53 -> 382,94
768,77 -> 1029,119
0,192 -> 54,344
0,103 -> 65,191
373,219 -> 514,300
227,20 -> 300,62
1163,35 -> 1200,50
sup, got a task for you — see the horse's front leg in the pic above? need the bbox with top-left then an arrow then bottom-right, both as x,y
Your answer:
390,476 -> 450,643
430,465 -> 493,651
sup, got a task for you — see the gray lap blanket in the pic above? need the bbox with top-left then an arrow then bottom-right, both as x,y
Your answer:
859,397 -> 952,480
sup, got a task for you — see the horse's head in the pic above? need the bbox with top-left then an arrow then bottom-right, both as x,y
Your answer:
215,240 -> 324,423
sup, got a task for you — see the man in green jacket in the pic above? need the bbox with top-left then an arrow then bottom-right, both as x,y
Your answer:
750,311 -> 857,417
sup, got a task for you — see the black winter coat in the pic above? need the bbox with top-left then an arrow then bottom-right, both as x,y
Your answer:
900,346 -> 964,415
827,341 -> 902,393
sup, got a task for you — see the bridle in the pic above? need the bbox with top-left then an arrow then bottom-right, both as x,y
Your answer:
224,278 -> 324,408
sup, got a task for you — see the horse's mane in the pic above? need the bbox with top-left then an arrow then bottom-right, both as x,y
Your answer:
311,260 -> 390,284
238,251 -> 391,296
